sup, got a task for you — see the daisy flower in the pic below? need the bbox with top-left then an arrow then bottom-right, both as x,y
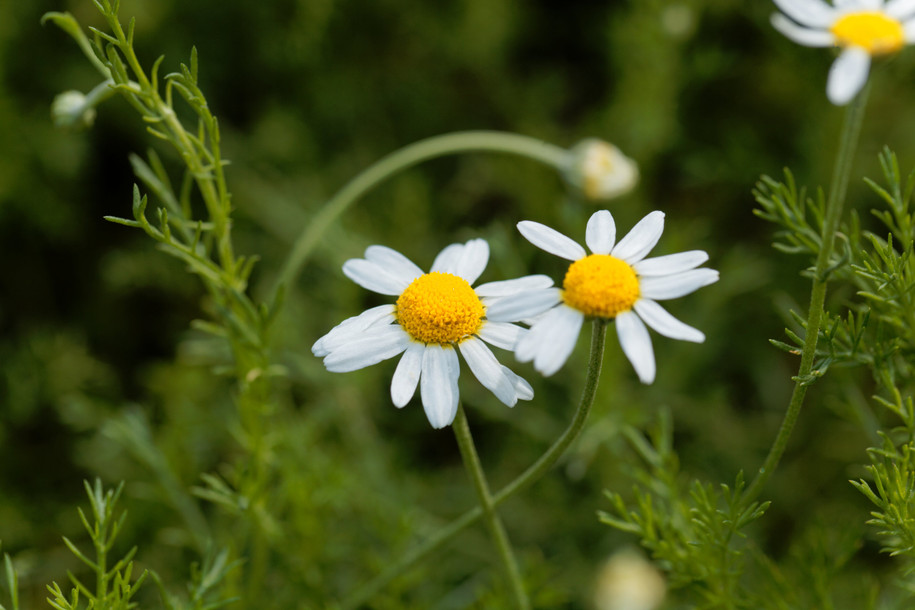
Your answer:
312,239 -> 556,429
771,0 -> 915,104
511,210 -> 718,383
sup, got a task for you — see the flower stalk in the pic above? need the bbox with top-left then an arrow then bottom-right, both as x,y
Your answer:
453,405 -> 530,609
743,85 -> 870,504
276,130 -> 567,292
341,320 -> 607,608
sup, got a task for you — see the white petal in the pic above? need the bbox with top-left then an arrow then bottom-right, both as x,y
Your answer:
772,0 -> 837,28
585,210 -> 616,255
474,274 -> 554,297
365,245 -> 424,285
634,250 -> 709,277
343,259 -> 412,295
420,344 -> 460,429
484,288 -> 562,323
312,305 -> 396,356
460,338 -> 517,406
770,14 -> 836,47
904,17 -> 915,40
640,269 -> 720,300
616,311 -> 656,384
391,342 -> 424,407
431,239 -> 489,284
827,47 -> 871,106
842,0 -> 883,9
477,321 -> 524,351
322,326 -> 410,372
611,211 -> 665,263
517,220 -> 587,261
634,299 -> 705,343
500,365 -> 534,401
516,305 -> 584,377
887,0 -> 915,19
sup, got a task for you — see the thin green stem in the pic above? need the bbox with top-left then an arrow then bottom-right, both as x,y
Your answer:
341,320 -> 607,609
275,130 -> 567,291
743,86 -> 870,504
103,8 -> 236,277
453,405 -> 530,609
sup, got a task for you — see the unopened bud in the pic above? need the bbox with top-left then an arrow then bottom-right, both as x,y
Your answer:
593,548 -> 666,610
51,90 -> 97,130
564,139 -> 639,201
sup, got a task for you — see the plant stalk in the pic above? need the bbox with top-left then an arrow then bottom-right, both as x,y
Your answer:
341,320 -> 607,608
743,86 -> 870,504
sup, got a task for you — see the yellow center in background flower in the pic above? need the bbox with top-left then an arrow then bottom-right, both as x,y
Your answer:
396,272 -> 484,344
562,254 -> 639,319
831,11 -> 905,54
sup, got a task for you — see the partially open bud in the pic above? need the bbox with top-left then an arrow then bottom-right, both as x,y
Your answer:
593,548 -> 666,610
564,139 -> 639,201
51,90 -> 97,130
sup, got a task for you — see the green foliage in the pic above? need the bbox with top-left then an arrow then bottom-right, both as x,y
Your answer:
0,543 -> 21,610
46,480 -> 147,610
12,0 -> 915,608
600,411 -> 769,609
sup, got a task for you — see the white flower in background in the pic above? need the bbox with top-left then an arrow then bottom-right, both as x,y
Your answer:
593,548 -> 667,610
563,139 -> 639,201
771,0 -> 915,104
51,90 -> 97,129
511,210 -> 718,383
312,239 -> 556,429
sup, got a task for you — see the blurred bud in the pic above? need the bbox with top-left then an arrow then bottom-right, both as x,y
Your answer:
593,548 -> 666,610
564,139 -> 639,201
51,90 -> 97,130
661,4 -> 696,40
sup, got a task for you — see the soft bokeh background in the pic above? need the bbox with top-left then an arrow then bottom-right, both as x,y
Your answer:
2,0 -> 915,607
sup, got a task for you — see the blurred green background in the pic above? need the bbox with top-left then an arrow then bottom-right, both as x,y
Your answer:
3,0 -> 915,607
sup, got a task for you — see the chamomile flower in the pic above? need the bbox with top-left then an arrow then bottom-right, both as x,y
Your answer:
771,0 -> 915,104
513,210 -> 718,383
312,239 -> 556,429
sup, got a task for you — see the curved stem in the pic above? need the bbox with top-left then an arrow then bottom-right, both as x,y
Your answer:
743,86 -> 870,504
341,320 -> 607,609
453,405 -> 530,609
275,131 -> 567,291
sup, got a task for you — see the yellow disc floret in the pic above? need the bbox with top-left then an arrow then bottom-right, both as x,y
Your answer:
562,254 -> 640,319
831,12 -> 905,55
396,272 -> 484,344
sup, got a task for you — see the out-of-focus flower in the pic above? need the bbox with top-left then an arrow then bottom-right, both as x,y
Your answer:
771,0 -> 915,104
51,90 -> 97,129
312,239 -> 556,429
512,210 -> 718,382
563,139 -> 639,201
593,548 -> 666,610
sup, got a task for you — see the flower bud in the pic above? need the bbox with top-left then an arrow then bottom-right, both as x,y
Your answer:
593,548 -> 666,610
51,90 -> 97,130
564,139 -> 639,201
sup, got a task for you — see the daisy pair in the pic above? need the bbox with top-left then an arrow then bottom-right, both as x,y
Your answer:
313,210 -> 717,429
771,0 -> 915,104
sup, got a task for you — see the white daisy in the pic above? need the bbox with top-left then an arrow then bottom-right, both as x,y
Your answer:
312,239 -> 556,429
511,210 -> 719,383
771,0 -> 915,104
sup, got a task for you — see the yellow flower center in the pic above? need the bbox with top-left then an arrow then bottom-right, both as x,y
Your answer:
562,254 -> 640,318
396,272 -> 484,344
830,11 -> 905,55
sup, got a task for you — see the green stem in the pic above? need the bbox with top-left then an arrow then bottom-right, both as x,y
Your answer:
453,405 -> 530,609
341,320 -> 607,609
742,86 -> 870,504
275,130 -> 567,291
